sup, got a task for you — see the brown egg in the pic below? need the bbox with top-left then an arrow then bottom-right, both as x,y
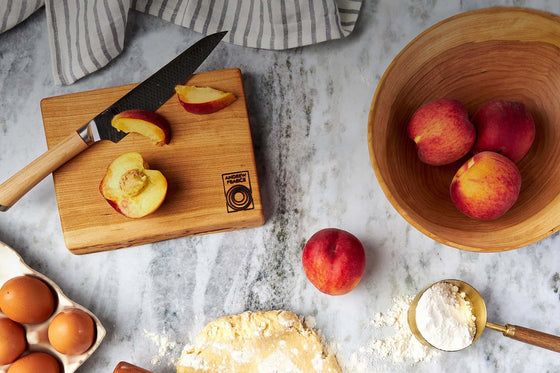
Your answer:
7,352 -> 60,373
48,308 -> 95,355
0,276 -> 55,324
0,318 -> 26,365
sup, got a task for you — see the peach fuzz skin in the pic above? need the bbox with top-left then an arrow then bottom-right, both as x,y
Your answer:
472,99 -> 535,163
302,228 -> 366,296
450,151 -> 521,220
408,98 -> 476,166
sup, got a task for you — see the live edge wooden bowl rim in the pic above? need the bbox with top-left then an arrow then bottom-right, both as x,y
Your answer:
367,7 -> 560,252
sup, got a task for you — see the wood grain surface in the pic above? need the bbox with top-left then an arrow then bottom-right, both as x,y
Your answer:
368,8 -> 560,251
41,68 -> 264,254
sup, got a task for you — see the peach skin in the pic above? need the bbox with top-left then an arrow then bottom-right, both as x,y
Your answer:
302,228 -> 366,295
472,100 -> 535,163
408,99 -> 476,166
450,151 -> 521,220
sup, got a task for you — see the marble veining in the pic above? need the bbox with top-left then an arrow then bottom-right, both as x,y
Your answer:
1,1 -> 560,372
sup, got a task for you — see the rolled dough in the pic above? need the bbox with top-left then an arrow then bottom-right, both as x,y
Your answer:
177,310 -> 341,373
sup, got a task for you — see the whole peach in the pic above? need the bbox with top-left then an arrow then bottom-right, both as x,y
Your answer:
302,228 -> 366,295
408,98 -> 476,166
472,99 -> 535,163
450,151 -> 521,220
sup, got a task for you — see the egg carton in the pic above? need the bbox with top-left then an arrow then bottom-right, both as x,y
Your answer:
0,241 -> 106,373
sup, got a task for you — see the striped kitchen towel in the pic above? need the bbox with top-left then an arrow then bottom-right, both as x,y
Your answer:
0,0 -> 362,85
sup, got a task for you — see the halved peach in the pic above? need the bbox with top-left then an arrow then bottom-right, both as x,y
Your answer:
100,152 -> 167,218
175,85 -> 236,114
111,110 -> 171,146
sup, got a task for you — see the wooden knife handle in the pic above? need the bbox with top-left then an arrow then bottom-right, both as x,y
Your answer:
113,362 -> 153,373
506,324 -> 560,352
0,131 -> 89,210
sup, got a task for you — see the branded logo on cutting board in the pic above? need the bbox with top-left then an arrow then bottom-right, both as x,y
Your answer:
222,171 -> 254,213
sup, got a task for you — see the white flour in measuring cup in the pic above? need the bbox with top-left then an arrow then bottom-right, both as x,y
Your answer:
415,281 -> 476,351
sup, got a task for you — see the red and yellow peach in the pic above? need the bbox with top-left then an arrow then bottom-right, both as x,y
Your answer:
408,98 -> 476,166
302,228 -> 366,295
472,99 -> 535,163
450,151 -> 521,220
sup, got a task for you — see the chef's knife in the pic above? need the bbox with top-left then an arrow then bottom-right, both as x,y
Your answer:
0,31 -> 227,212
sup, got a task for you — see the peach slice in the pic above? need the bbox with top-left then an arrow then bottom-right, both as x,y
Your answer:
175,85 -> 236,114
100,152 -> 167,218
111,110 -> 171,146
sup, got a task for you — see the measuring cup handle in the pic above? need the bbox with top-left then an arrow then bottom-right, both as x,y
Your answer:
506,324 -> 560,353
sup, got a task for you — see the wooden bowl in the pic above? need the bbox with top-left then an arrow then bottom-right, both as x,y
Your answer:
368,7 -> 560,252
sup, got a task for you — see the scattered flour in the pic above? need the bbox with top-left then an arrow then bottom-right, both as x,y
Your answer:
143,329 -> 178,366
415,281 -> 476,351
348,295 -> 439,369
369,295 -> 438,364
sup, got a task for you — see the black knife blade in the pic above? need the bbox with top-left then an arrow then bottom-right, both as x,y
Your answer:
84,30 -> 228,144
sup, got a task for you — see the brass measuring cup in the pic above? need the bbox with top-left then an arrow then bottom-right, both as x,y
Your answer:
408,279 -> 560,352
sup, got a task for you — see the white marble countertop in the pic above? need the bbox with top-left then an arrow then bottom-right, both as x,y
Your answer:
1,1 -> 560,372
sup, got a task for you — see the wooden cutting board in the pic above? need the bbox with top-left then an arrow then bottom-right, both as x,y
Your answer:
41,68 -> 264,255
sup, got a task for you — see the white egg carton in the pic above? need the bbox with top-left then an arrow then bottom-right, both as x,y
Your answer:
0,241 -> 106,373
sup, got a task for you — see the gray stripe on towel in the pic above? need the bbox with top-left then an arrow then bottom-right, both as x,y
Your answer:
62,0 -> 78,83
157,0 -> 169,19
242,0 -> 254,47
267,0 -> 274,49
229,0 -> 242,44
93,1 -> 113,63
16,0 -> 27,25
256,0 -> 264,49
216,1 -> 228,33
309,0 -> 316,44
170,0 -> 182,24
322,0 -> 331,41
1,2 -> 12,32
74,1 -> 90,78
103,0 -> 123,53
202,0 -> 216,35
280,0 -> 288,49
84,2 -> 102,69
189,0 -> 203,29
46,2 -> 64,84
294,0 -> 302,46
